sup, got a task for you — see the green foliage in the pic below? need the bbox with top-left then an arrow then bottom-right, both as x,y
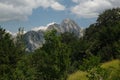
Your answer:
68,60 -> 120,80
101,59 -> 120,80
15,27 -> 26,51
97,8 -> 120,25
79,55 -> 101,71
0,27 -> 23,79
110,66 -> 120,80
87,66 -> 111,80
84,8 -> 120,62
87,60 -> 120,80
32,30 -> 71,80
13,54 -> 36,80
61,32 -> 89,72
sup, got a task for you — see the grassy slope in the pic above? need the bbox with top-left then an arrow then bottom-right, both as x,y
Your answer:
101,59 -> 120,80
67,59 -> 120,80
101,59 -> 120,69
67,71 -> 88,80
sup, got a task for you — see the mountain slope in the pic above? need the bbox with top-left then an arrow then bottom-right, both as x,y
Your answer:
23,18 -> 83,51
24,30 -> 45,52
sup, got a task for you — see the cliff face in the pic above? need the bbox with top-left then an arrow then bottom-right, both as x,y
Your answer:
23,30 -> 45,52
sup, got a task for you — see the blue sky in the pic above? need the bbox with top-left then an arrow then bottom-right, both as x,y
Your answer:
0,0 -> 120,33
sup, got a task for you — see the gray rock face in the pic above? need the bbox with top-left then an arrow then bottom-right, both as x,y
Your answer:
46,18 -> 82,37
46,23 -> 61,32
23,30 -> 45,52
60,18 -> 81,37
23,18 -> 83,52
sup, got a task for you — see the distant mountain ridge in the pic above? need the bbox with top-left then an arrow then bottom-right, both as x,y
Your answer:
23,18 -> 84,52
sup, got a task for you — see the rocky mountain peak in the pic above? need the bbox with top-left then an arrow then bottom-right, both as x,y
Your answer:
23,18 -> 84,52
62,18 -> 73,23
61,18 -> 81,37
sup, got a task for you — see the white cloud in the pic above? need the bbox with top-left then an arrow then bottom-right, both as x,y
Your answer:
32,26 -> 48,31
0,0 -> 65,22
47,22 -> 56,27
6,30 -> 17,36
71,0 -> 120,18
32,22 -> 56,31
6,29 -> 27,37
51,2 -> 65,10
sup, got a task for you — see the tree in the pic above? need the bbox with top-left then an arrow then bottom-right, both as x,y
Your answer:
97,8 -> 120,26
83,8 -> 120,62
32,30 -> 71,80
61,32 -> 88,72
13,54 -> 36,80
0,27 -> 23,79
15,27 -> 25,51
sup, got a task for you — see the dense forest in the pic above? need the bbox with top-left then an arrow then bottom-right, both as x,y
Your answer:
0,8 -> 120,80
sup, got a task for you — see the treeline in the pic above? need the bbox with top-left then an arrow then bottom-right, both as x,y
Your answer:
0,8 -> 120,80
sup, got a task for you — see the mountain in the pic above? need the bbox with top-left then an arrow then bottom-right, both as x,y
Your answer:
60,18 -> 82,37
46,23 -> 61,32
23,18 -> 83,52
46,18 -> 82,37
23,30 -> 45,52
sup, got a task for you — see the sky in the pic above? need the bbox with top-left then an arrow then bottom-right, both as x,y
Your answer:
0,0 -> 120,33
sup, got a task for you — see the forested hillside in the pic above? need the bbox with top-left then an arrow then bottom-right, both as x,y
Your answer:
0,8 -> 120,80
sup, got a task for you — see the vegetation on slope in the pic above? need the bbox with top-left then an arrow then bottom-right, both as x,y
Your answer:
67,59 -> 120,80
0,8 -> 120,80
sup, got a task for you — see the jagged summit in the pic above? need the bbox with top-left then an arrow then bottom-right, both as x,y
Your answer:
46,23 -> 61,32
62,18 -> 74,23
61,18 -> 81,37
47,22 -> 56,27
61,18 -> 79,26
61,18 -> 80,29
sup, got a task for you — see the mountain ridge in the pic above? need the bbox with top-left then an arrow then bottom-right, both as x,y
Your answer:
23,18 -> 84,52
